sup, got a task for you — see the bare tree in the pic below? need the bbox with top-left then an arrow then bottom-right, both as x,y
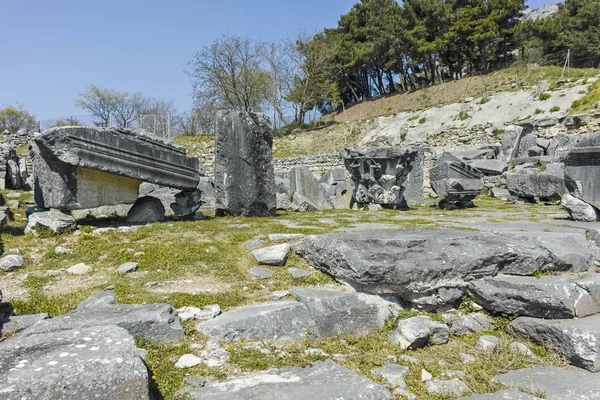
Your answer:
0,104 -> 36,133
75,85 -> 148,128
262,41 -> 297,127
187,35 -> 271,112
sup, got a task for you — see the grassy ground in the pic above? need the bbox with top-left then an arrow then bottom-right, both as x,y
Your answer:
0,190 -> 573,399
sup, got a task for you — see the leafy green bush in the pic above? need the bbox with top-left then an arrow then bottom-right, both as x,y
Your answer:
549,106 -> 560,112
539,92 -> 551,101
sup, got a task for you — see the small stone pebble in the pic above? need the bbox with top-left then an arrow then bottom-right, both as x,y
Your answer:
175,354 -> 202,369
476,335 -> 501,352
270,290 -> 290,301
117,262 -> 138,274
66,263 -> 92,275
55,246 -> 71,254
421,369 -> 433,382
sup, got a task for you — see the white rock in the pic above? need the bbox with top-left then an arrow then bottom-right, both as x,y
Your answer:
66,263 -> 92,275
55,246 -> 71,254
509,342 -> 535,357
421,369 -> 433,382
476,335 -> 501,352
270,290 -> 290,301
175,354 -> 202,369
117,262 -> 138,274
459,352 -> 476,364
0,255 -> 24,272
251,243 -> 291,266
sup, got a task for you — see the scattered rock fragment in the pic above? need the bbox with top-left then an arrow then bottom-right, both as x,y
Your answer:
476,335 -> 501,351
25,209 -> 76,234
451,313 -> 492,335
270,290 -> 290,301
117,262 -> 138,274
66,263 -> 92,275
288,268 -> 312,278
54,246 -> 71,254
248,267 -> 272,279
0,255 -> 24,272
175,354 -> 203,369
251,243 -> 290,266
426,379 -> 470,396
388,316 -> 449,350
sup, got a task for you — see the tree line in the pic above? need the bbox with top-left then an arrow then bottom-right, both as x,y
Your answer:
188,0 -> 599,130
4,0 -> 598,136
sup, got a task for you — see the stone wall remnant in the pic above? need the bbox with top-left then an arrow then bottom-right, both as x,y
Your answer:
214,111 -> 276,217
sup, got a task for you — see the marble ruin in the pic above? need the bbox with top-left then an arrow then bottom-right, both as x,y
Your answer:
340,147 -> 421,209
430,152 -> 484,209
31,126 -> 201,210
214,110 -> 276,217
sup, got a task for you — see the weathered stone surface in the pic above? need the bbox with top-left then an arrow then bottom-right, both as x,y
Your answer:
0,255 -> 24,272
25,209 -> 77,234
430,152 -> 483,203
270,290 -> 290,301
509,314 -> 600,372
251,243 -> 291,266
476,335 -> 501,351
561,193 -> 599,221
470,275 -> 600,319
517,133 -> 539,158
469,159 -> 508,175
268,233 -> 305,242
451,313 -> 492,335
0,313 -> 51,335
196,301 -> 317,340
341,147 -> 420,208
176,305 -> 221,322
126,196 -> 166,223
290,192 -> 318,212
276,192 -> 292,210
289,166 -> 333,210
117,262 -> 138,274
332,180 -> 355,209
66,263 -> 92,275
563,132 -> 600,209
288,268 -> 313,278
500,125 -> 525,161
506,173 -> 565,199
426,379 -> 470,396
23,290 -> 184,343
291,288 -> 393,337
388,316 -> 449,350
295,229 -> 587,309
32,126 -> 199,210
458,389 -> 543,399
319,167 -> 347,186
490,188 -> 511,199
0,325 -> 151,400
372,363 -> 415,399
175,354 -> 202,368
186,360 -> 393,400
493,366 -> 600,399
214,111 -> 276,217
248,267 -> 273,279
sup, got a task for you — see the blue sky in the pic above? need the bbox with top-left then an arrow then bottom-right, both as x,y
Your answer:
1,0 -> 558,121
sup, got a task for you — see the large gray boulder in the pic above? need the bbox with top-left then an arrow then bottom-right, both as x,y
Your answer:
294,229 -> 592,309
470,275 -> 600,319
450,313 -> 492,336
509,314 -> 600,372
388,316 -> 449,350
562,193 -> 599,221
214,111 -> 276,217
506,173 -> 565,199
25,210 -> 77,234
32,126 -> 200,210
251,243 -> 291,266
291,288 -> 393,337
493,366 -> 600,399
23,290 -> 184,343
126,196 -> 166,223
289,166 -> 333,210
0,313 -> 51,335
196,301 -> 317,340
186,360 -> 393,400
0,325 -> 151,400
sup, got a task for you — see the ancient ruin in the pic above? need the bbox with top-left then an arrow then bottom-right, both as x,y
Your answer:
31,126 -> 201,210
214,111 -> 276,217
340,147 -> 421,209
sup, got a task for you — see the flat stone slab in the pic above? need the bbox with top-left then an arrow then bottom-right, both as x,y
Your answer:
295,228 -> 594,308
291,288 -> 393,337
251,243 -> 291,266
493,366 -> 600,399
509,314 -> 600,372
1,313 -> 51,336
23,290 -> 184,343
196,301 -> 317,340
186,359 -> 393,400
470,275 -> 600,319
0,325 -> 150,400
32,126 -> 200,210
248,267 -> 272,279
458,388 -> 543,399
